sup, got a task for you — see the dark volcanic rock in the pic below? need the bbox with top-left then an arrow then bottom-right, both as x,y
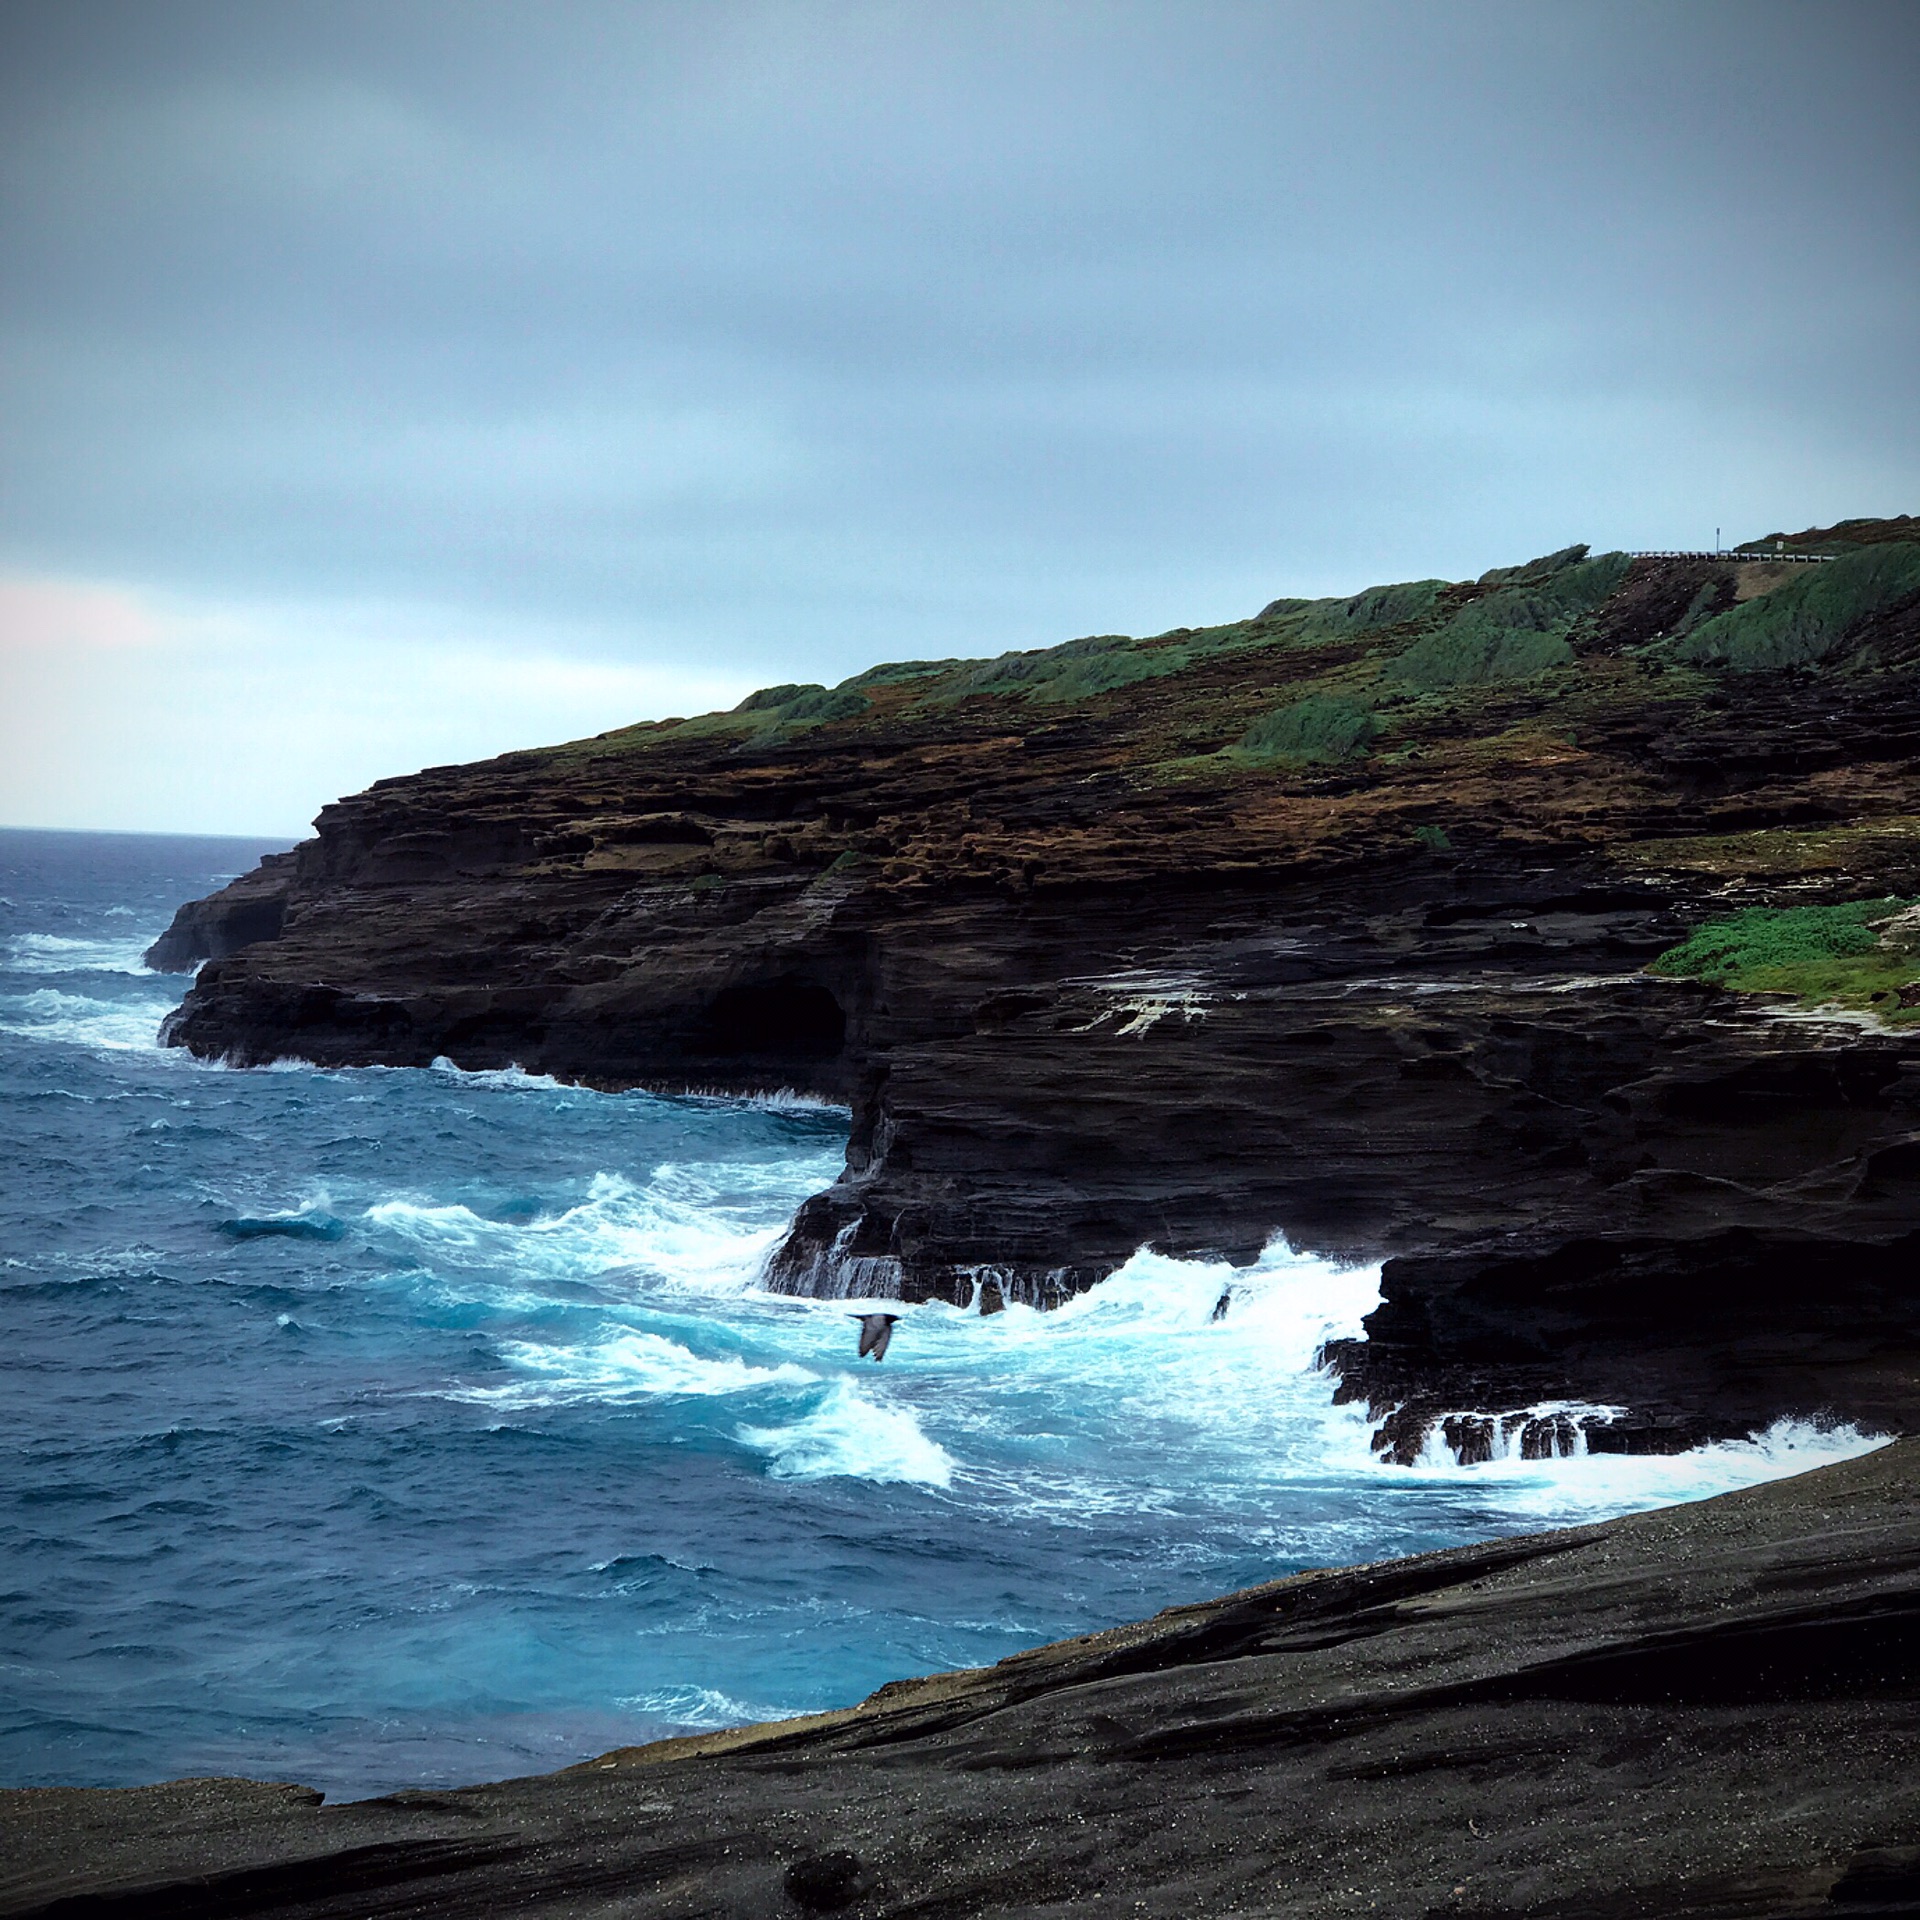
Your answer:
6,1441 -> 1919,1918
142,526 -> 1920,1456
143,850 -> 296,970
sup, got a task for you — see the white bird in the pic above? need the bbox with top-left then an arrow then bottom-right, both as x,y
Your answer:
851,1312 -> 900,1361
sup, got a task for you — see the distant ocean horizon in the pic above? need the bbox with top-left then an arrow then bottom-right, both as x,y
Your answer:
0,823 -> 303,844
0,827 -> 1884,1799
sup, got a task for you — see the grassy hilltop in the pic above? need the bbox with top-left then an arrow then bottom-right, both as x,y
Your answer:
516,516 -> 1920,1018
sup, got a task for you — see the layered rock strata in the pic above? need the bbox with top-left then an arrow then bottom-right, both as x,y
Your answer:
148,525 -> 1920,1455
7,1441 -> 1919,1919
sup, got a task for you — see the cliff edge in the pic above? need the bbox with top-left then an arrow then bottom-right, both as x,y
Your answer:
148,522 -> 1920,1458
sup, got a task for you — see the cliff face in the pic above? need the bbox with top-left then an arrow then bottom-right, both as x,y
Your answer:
150,526 -> 1920,1457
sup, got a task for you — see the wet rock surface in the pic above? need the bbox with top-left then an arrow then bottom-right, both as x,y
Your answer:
6,1440 -> 1919,1918
144,530 -> 1920,1454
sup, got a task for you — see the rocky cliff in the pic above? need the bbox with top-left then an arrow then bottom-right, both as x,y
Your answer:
149,519 -> 1920,1458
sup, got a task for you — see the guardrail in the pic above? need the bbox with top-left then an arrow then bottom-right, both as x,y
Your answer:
1629,550 -> 1833,563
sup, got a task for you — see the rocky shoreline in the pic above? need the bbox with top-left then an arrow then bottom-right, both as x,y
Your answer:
18,519 -> 1920,1910
142,520 -> 1920,1458
7,1440 -> 1917,1918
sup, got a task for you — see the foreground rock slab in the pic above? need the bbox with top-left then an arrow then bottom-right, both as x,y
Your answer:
7,1441 -> 1918,1919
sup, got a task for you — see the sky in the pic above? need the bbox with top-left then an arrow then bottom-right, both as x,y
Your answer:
2,1 -> 1916,836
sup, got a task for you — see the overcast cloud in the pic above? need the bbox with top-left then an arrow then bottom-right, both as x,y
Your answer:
2,0 -> 1916,833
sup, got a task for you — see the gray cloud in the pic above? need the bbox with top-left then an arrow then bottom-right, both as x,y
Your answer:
4,0 -> 1917,685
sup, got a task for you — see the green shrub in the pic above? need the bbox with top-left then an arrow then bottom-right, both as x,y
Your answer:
1291,579 -> 1446,638
1339,578 -> 1444,631
1412,824 -> 1452,851
1028,649 -> 1175,703
731,683 -> 871,727
1667,543 -> 1920,673
839,659 -> 965,689
1238,693 -> 1377,763
1650,898 -> 1920,1014
1388,619 -> 1574,690
1470,553 -> 1631,627
777,687 -> 870,723
1477,543 -> 1595,588
936,633 -> 1192,705
1256,578 -> 1445,644
735,683 -> 820,713
1652,902 -> 1897,981
1384,548 -> 1627,691
1671,577 -> 1727,639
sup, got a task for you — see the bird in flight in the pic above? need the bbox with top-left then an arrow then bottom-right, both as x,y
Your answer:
852,1312 -> 900,1361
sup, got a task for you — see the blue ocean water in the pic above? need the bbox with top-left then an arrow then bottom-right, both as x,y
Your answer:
0,828 -> 1884,1799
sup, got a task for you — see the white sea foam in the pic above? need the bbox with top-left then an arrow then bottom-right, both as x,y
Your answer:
423,1058 -> 852,1118
679,1086 -> 853,1115
452,1329 -> 812,1408
428,1056 -> 571,1093
902,1243 -> 1380,1456
613,1685 -> 786,1730
771,1240 -> 1889,1531
376,1163 -> 1883,1532
365,1169 -> 807,1296
4,931 -> 158,975
739,1381 -> 955,1488
1408,1400 -> 1630,1467
1045,1241 -> 1380,1364
1397,1413 -> 1887,1519
739,1089 -> 851,1115
0,986 -> 169,1052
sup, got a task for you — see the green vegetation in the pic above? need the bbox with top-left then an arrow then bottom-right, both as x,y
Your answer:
730,683 -> 871,728
1475,543 -> 1595,588
1389,620 -> 1573,690
1616,820 -> 1920,880
1236,693 -> 1377,764
1331,578 -> 1446,632
734,683 -> 819,713
1257,579 -> 1445,637
1246,580 -> 1445,654
1650,899 -> 1920,1016
1666,543 -> 1920,673
1738,515 -> 1920,553
1384,548 -> 1629,692
929,633 -> 1190,706
1669,577 -> 1727,641
778,687 -> 870,723
917,571 -> 1452,716
840,659 -> 965,689
1412,824 -> 1453,852
590,524 -> 1920,773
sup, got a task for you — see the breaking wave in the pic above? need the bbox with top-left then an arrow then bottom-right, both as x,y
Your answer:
459,1330 -> 813,1408
0,984 -> 170,1052
739,1382 -> 956,1488
4,930 -> 158,975
1401,1410 -> 1884,1519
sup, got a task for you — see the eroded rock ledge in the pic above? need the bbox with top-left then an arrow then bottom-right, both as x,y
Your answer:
6,1441 -> 1918,1918
147,526 -> 1920,1456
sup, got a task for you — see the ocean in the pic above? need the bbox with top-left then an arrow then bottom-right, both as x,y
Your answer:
0,827 -> 1882,1799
